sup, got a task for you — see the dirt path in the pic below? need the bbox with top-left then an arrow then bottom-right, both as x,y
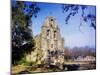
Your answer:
12,65 -> 27,75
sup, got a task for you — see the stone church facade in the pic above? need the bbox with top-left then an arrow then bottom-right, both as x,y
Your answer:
26,16 -> 65,66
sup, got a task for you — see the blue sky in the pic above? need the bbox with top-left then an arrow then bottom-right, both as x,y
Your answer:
31,2 -> 96,48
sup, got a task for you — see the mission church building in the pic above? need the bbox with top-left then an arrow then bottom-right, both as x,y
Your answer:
26,16 -> 65,66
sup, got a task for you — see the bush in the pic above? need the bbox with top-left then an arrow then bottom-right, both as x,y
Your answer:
19,57 -> 33,66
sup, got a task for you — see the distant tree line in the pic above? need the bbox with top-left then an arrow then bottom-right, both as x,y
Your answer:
64,46 -> 96,60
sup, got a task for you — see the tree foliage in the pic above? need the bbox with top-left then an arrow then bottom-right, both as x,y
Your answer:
62,4 -> 96,30
11,1 -> 40,65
